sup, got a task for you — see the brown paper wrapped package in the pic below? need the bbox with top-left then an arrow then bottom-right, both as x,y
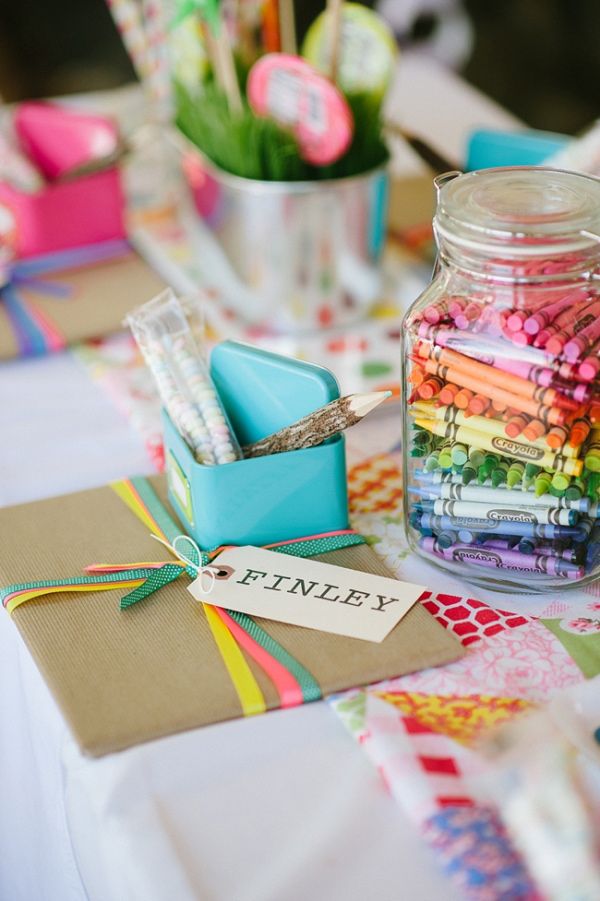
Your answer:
0,251 -> 165,360
0,476 -> 464,756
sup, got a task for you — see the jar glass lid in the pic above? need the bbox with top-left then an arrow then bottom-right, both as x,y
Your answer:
434,167 -> 600,257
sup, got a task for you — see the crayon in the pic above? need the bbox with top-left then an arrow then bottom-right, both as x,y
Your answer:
546,425 -> 569,450
565,478 -> 584,501
438,443 -> 453,469
411,402 -> 579,459
420,537 -> 584,579
543,300 -> 600,355
432,498 -> 577,526
454,302 -> 482,329
505,414 -> 528,438
522,419 -> 546,442
439,383 -> 460,406
584,442 -> 600,473
428,483 -> 589,511
450,442 -> 469,466
414,419 -> 583,476
549,485 -> 566,499
523,289 -> 589,336
417,376 -> 444,399
491,461 -> 509,487
418,343 -> 578,411
420,358 -> 568,426
454,387 -> 474,410
564,317 -> 600,362
507,461 -> 525,487
513,537 -> 583,563
415,511 -> 584,541
568,416 -> 592,448
468,394 -> 491,415
550,470 -> 571,492
577,352 -> 600,382
534,472 -> 552,497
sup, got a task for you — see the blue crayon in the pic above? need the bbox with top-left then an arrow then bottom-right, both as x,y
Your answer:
416,511 -> 584,542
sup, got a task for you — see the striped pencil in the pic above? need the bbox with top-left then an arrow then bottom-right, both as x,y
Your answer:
243,391 -> 391,458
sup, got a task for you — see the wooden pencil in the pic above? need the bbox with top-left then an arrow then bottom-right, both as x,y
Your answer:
242,391 -> 391,458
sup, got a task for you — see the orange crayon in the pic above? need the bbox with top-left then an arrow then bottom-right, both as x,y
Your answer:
505,414 -> 528,438
546,425 -> 569,450
455,388 -> 474,410
421,357 -> 567,426
418,343 -> 577,410
468,393 -> 490,415
522,419 -> 546,441
439,383 -> 460,406
418,377 -> 444,400
568,416 -> 592,448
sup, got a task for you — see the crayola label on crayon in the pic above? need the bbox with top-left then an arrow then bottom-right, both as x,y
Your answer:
487,509 -> 536,523
490,437 -> 545,461
452,548 -> 502,565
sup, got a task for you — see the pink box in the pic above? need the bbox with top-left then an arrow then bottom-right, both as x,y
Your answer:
0,167 -> 126,259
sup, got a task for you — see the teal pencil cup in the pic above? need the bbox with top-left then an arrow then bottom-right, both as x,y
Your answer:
163,342 -> 349,549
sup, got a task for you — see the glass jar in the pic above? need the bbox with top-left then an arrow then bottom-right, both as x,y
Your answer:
402,167 -> 600,592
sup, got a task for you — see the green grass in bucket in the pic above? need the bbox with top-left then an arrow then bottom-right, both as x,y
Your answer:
175,76 -> 389,182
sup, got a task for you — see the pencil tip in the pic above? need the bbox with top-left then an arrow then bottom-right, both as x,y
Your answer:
352,391 -> 392,418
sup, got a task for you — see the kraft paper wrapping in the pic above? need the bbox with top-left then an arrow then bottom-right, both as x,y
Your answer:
0,476 -> 464,756
0,252 -> 165,360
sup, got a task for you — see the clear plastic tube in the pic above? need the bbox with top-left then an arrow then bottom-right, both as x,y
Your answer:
126,289 -> 242,465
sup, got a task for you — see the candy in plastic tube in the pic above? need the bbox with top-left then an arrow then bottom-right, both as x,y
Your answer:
126,289 -> 242,465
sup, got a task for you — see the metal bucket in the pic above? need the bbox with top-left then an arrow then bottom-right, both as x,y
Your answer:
182,146 -> 389,333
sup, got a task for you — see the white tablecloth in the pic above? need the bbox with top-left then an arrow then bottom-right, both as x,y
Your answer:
0,58 -> 519,901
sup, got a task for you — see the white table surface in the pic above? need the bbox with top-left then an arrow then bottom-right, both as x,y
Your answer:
0,57 -> 519,901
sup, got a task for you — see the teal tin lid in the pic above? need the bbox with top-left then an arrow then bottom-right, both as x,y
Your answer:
210,341 -> 340,445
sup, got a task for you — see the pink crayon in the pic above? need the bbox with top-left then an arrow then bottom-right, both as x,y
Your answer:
542,298 -> 600,355
523,288 -> 590,336
578,349 -> 600,382
420,537 -> 584,579
564,317 -> 600,362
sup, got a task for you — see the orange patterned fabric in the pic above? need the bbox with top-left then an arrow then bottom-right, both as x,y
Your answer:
373,691 -> 534,747
347,452 -> 403,515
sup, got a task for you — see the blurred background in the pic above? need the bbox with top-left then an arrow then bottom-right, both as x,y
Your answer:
0,0 -> 598,135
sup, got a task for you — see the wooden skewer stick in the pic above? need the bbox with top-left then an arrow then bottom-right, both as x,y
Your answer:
203,20 -> 243,113
326,0 -> 343,84
277,0 -> 297,55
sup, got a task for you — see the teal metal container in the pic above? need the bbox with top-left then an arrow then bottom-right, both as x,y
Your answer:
164,341 -> 349,549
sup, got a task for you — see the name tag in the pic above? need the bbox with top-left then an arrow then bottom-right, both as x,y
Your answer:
188,546 -> 426,643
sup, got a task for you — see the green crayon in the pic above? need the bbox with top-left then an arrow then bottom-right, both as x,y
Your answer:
468,447 -> 486,468
462,464 -> 477,484
413,428 -> 433,447
587,471 -> 600,499
491,461 -> 509,488
549,484 -> 566,498
450,442 -> 469,467
584,441 -> 600,473
424,449 -> 441,472
438,442 -> 453,470
551,470 -> 571,492
534,471 -> 552,497
565,477 -> 584,501
523,462 -> 541,490
507,461 -> 524,488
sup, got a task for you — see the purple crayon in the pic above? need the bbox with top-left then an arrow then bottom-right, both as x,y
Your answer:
420,537 -> 584,579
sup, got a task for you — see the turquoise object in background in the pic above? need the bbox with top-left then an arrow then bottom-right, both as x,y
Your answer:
465,129 -> 570,171
163,341 -> 349,549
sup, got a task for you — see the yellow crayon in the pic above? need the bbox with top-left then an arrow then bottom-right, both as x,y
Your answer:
412,402 -> 579,459
414,419 -> 583,477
